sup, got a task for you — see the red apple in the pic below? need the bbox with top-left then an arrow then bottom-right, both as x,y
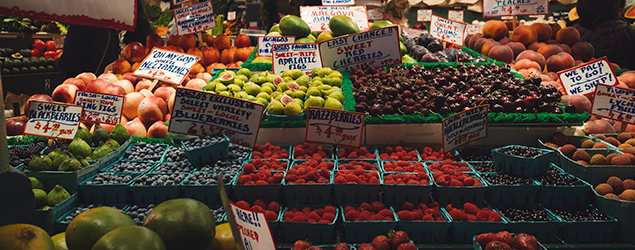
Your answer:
123,92 -> 145,120
122,41 -> 146,63
111,79 -> 135,94
135,79 -> 153,92
137,96 -> 168,127
112,58 -> 132,74
101,84 -> 126,96
153,86 -> 176,102
185,78 -> 207,90
85,79 -> 109,93
6,116 -> 27,136
124,117 -> 147,137
76,72 -> 97,85
52,84 -> 79,104
62,77 -> 87,91
98,73 -> 118,84
24,94 -> 53,117
147,120 -> 169,138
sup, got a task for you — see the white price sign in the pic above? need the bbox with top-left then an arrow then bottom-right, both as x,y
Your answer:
465,24 -> 484,35
24,101 -> 83,140
272,43 -> 322,76
591,85 -> 635,125
300,6 -> 369,32
558,58 -> 616,96
322,0 -> 355,6
442,105 -> 488,152
133,48 -> 200,85
368,8 -> 383,21
401,27 -> 428,38
429,15 -> 467,46
318,26 -> 401,72
483,0 -> 549,17
74,91 -> 124,125
448,10 -> 464,22
168,87 -> 264,147
257,36 -> 296,57
306,107 -> 365,147
228,11 -> 236,20
174,1 -> 216,35
417,9 -> 432,22
229,202 -> 276,250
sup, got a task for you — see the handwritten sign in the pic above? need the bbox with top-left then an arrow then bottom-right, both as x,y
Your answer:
417,9 -> 433,22
465,24 -> 484,35
229,202 -> 276,250
227,11 -> 236,21
168,87 -> 264,147
558,58 -> 616,96
368,8 -> 384,21
318,26 -> 401,72
74,91 -> 124,125
300,6 -> 369,32
257,36 -> 296,57
174,1 -> 216,35
592,85 -> 635,125
322,0 -> 355,6
133,48 -> 200,85
172,0 -> 193,5
401,27 -> 428,38
448,10 -> 464,22
483,0 -> 549,17
442,105 -> 488,152
24,101 -> 83,140
306,107 -> 365,147
272,43 -> 322,76
429,15 -> 467,46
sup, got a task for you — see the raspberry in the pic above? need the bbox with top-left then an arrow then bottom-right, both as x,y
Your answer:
334,176 -> 347,183
463,177 -> 476,186
322,212 -> 336,222
293,214 -> 307,222
445,204 -> 454,212
318,219 -> 332,224
467,214 -> 477,221
411,210 -> 424,220
358,211 -> 372,221
463,202 -> 479,215
397,210 -> 413,221
488,211 -> 502,222
235,201 -> 250,209
251,205 -> 264,213
449,209 -> 467,221
450,179 -> 464,186
360,202 -> 372,211
476,211 -> 489,221
237,175 -> 251,185
243,163 -> 255,174
370,214 -> 384,221
308,211 -> 321,221
344,210 -> 360,221
307,218 -> 317,223
402,201 -> 415,211
379,209 -> 393,218
370,201 -> 385,213
422,214 -> 434,221
324,206 -> 337,214
253,199 -> 266,208
343,206 -> 355,214
283,211 -> 294,220
265,211 -> 278,221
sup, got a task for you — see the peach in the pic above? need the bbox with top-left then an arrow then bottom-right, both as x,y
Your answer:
98,73 -> 118,84
531,23 -> 552,42
202,33 -> 216,47
85,79 -> 109,93
51,84 -> 79,104
537,44 -> 563,61
480,41 -> 501,57
482,20 -> 508,40
514,58 -> 542,71
24,94 -> 53,117
504,20 -> 520,31
146,33 -> 164,50
561,94 -> 592,114
586,119 -> 616,134
517,50 -> 546,70
556,27 -> 580,46
111,58 -> 132,75
164,45 -> 184,53
111,79 -> 135,94
549,23 -> 561,39
473,38 -> 492,54
167,92 -> 175,112
506,42 -> 525,58
512,25 -> 538,45
124,117 -> 147,137
196,72 -> 213,82
527,42 -> 546,51
571,42 -> 595,62
235,47 -> 252,62
185,78 -> 207,90
214,34 -> 231,51
135,79 -> 153,92
153,86 -> 176,102
546,52 -> 576,73
234,34 -> 252,48
558,44 -> 572,54
201,47 -> 220,66
178,34 -> 197,52
120,72 -> 139,85
167,34 -> 179,46
498,37 -> 512,45
101,84 -> 126,96
467,33 -> 483,49
122,42 -> 146,63
147,120 -> 169,138
62,77 -> 87,91
137,96 -> 168,127
487,45 -> 514,63
76,72 -> 97,85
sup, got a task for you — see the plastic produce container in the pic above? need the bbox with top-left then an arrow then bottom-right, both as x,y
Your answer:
491,145 -> 556,177
279,205 -> 338,244
182,134 -> 230,166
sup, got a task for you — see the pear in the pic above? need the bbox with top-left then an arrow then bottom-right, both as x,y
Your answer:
304,96 -> 325,110
47,185 -> 70,207
284,102 -> 303,116
268,99 -> 285,115
324,97 -> 343,110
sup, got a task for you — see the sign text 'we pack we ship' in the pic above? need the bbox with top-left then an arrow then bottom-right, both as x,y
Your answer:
558,57 -> 616,96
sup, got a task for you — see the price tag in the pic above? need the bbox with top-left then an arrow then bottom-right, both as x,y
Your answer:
228,11 -> 236,20
558,57 -> 616,96
24,101 -> 83,140
483,0 -> 549,17
322,0 -> 355,6
133,48 -> 200,85
417,9 -> 432,22
168,87 -> 265,148
442,105 -> 488,152
367,8 -> 384,21
173,1 -> 216,35
228,202 -> 276,250
300,6 -> 369,32
591,85 -> 635,125
401,27 -> 428,38
272,43 -> 322,76
257,36 -> 296,57
429,15 -> 467,46
74,91 -> 124,125
318,26 -> 401,72
465,24 -> 484,35
172,0 -> 193,5
448,10 -> 464,22
306,107 -> 365,147
52,35 -> 65,49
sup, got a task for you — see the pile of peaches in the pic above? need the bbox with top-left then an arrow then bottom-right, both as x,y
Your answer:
111,33 -> 255,77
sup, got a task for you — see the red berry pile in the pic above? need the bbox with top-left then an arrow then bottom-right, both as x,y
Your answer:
366,230 -> 416,250
427,160 -> 472,173
395,201 -> 446,221
475,231 -> 539,250
293,143 -> 332,159
334,170 -> 380,184
337,146 -> 377,159
419,147 -> 459,161
235,170 -> 284,185
293,240 -> 350,250
433,171 -> 482,186
379,146 -> 419,161
289,158 -> 334,170
383,161 -> 426,172
383,173 -> 430,185
343,201 -> 395,221
242,159 -> 287,172
337,160 -> 379,171
234,199 -> 280,221
282,205 -> 338,223
445,203 -> 502,222
285,160 -> 331,184
251,143 -> 289,159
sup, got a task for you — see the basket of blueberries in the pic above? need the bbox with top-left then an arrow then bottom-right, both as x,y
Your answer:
181,134 -> 230,166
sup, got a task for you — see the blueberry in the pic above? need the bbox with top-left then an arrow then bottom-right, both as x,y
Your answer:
182,135 -> 226,149
124,143 -> 167,161
470,162 -> 496,172
164,146 -> 189,162
133,173 -> 188,186
198,160 -> 242,172
500,207 -> 551,222
85,173 -> 134,185
483,173 -> 532,185
152,162 -> 195,173
107,161 -> 154,172
535,174 -> 584,186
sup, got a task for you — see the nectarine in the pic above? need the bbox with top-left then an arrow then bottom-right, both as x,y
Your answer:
137,96 -> 168,127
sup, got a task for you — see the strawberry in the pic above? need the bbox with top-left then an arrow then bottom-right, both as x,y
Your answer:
515,233 -> 539,250
371,235 -> 390,250
292,240 -> 311,250
495,231 -> 514,247
389,231 -> 410,249
333,243 -> 350,250
484,240 -> 512,250
357,243 -> 377,250
475,232 -> 497,247
396,243 -> 417,250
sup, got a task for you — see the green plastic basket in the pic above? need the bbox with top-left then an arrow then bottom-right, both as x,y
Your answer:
443,207 -> 508,244
557,149 -> 635,186
535,173 -> 592,206
481,173 -> 540,206
593,188 -> 635,244
548,205 -> 618,243
180,171 -> 236,206
279,205 -> 338,244
130,173 -> 190,205
33,194 -> 77,234
397,206 -> 452,243
500,207 -> 562,243
341,206 -> 398,243
491,145 -> 556,178
78,172 -> 138,204
182,134 -> 230,167
433,174 -> 488,206
283,173 -> 333,204
333,169 -> 382,204
472,234 -> 548,250
231,171 -> 284,202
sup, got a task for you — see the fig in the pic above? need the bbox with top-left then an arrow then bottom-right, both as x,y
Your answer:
28,154 -> 53,171
268,99 -> 285,115
284,102 -> 303,116
304,96 -> 325,110
47,184 -> 70,207
74,126 -> 93,146
324,96 -> 343,110
59,156 -> 82,171
47,148 -> 69,170
68,138 -> 92,158
111,123 -> 131,145
92,123 -> 110,147
92,143 -> 113,160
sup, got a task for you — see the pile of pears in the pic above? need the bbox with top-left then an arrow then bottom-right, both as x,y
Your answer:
204,67 -> 345,117
31,176 -> 71,210
28,123 -> 131,172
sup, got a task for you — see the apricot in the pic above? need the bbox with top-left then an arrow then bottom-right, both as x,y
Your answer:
556,27 -> 580,46
570,42 -> 594,62
480,41 -> 501,56
546,52 -> 575,72
506,42 -> 526,58
514,58 -> 542,71
527,42 -> 546,51
482,20 -> 508,40
531,23 -> 552,42
537,44 -> 563,61
512,25 -> 538,45
549,23 -> 561,39
516,50 -> 546,70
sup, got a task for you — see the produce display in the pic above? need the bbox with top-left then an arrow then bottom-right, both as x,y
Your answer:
0,39 -> 61,75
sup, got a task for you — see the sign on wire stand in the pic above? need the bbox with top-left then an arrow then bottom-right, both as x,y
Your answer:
257,36 -> 296,57
417,9 -> 432,22
483,0 -> 549,17
133,48 -> 200,85
168,87 -> 265,147
448,10 -> 464,22
442,105 -> 488,152
306,107 -> 365,147
24,101 -> 83,140
300,6 -> 369,32
322,0 -> 355,6
318,26 -> 401,72
272,43 -> 322,76
228,201 -> 276,250
367,8 -> 383,21
558,57 -> 617,96
174,1 -> 216,35
74,91 -> 124,125
429,15 -> 466,46
591,85 -> 635,125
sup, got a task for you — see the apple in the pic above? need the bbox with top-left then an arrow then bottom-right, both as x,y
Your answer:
122,41 -> 146,63
98,73 -> 118,84
123,92 -> 146,120
112,58 -> 132,74
153,86 -> 176,102
124,117 -> 147,137
85,79 -> 109,93
135,79 -> 153,92
111,79 -> 135,94
76,72 -> 97,85
147,120 -> 169,138
52,84 -> 79,104
62,77 -> 87,91
6,116 -> 27,136
138,96 -> 168,126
